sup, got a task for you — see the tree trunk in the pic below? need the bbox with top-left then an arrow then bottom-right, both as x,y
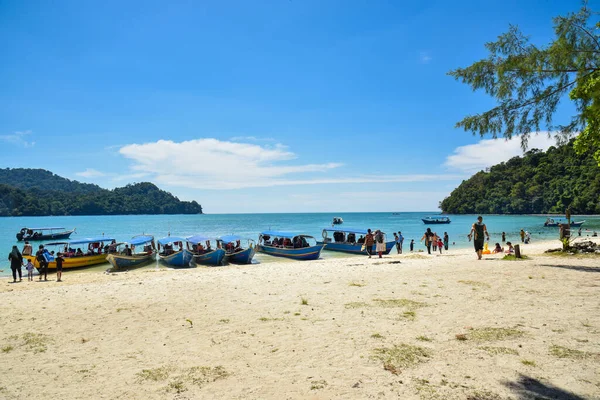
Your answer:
514,244 -> 521,258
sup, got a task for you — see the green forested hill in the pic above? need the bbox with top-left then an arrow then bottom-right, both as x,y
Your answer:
0,169 -> 203,216
0,168 -> 102,193
440,140 -> 600,214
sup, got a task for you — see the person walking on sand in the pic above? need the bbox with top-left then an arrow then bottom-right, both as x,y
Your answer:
36,245 -> 48,281
22,241 -> 32,256
25,259 -> 35,281
393,233 -> 400,254
520,229 -> 525,243
443,232 -> 449,251
437,237 -> 443,254
55,252 -> 65,282
468,216 -> 490,260
364,229 -> 375,258
375,230 -> 385,258
410,239 -> 414,252
420,228 -> 434,255
432,233 -> 438,252
8,245 -> 23,282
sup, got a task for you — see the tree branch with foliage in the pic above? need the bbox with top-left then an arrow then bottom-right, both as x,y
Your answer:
449,4 -> 600,163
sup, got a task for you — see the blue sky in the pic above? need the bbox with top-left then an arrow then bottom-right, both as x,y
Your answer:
0,0 -> 580,213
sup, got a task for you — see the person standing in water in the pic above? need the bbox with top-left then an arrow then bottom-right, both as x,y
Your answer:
520,229 -> 525,243
468,216 -> 490,260
501,232 -> 506,243
443,232 -> 449,251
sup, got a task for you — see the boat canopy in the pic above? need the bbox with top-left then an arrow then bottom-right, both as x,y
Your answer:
322,227 -> 369,234
128,235 -> 154,246
68,236 -> 115,245
260,230 -> 313,239
186,234 -> 216,244
24,227 -> 66,230
219,234 -> 244,244
157,236 -> 187,245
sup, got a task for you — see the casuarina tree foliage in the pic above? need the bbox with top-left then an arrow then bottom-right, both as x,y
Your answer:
449,4 -> 600,164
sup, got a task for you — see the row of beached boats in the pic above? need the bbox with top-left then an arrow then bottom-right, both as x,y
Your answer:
21,227 -> 400,273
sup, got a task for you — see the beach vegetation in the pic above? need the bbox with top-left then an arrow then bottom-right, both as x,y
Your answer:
372,298 -> 427,309
416,336 -> 433,342
401,311 -> 417,321
449,4 -> 600,167
300,297 -> 308,306
166,380 -> 186,393
458,280 -> 491,288
371,333 -> 384,339
310,380 -> 328,390
372,343 -> 431,374
502,254 -> 530,261
348,281 -> 366,287
478,346 -> 519,356
520,359 -> 537,367
549,344 -> 598,359
467,327 -> 525,341
466,389 -> 504,400
1,345 -> 14,353
8,332 -> 54,354
136,366 -> 172,382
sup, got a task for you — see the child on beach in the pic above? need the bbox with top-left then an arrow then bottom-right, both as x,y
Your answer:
437,238 -> 443,254
25,259 -> 35,281
409,239 -> 414,252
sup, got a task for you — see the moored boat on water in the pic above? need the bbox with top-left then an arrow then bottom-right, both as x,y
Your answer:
332,217 -> 344,225
24,236 -> 116,271
106,235 -> 156,270
544,218 -> 585,227
157,236 -> 193,267
16,227 -> 76,242
218,235 -> 256,264
256,231 -> 324,260
317,227 -> 396,255
422,216 -> 451,224
188,235 -> 226,266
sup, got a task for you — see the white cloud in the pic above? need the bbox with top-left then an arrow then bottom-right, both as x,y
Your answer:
0,130 -> 35,147
419,51 -> 432,64
75,168 -> 106,178
230,136 -> 276,142
444,133 -> 559,173
118,138 -> 465,190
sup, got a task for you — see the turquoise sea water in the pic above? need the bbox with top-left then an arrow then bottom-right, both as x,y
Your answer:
2,212 -> 599,277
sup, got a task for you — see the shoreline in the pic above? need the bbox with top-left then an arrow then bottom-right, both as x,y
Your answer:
1,238 -> 598,399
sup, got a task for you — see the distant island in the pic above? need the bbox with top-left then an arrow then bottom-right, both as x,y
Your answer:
0,168 -> 203,216
440,139 -> 600,214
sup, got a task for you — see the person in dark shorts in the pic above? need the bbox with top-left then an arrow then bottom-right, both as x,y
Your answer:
364,229 -> 375,258
55,252 -> 65,282
420,228 -> 434,254
36,245 -> 48,281
468,216 -> 490,260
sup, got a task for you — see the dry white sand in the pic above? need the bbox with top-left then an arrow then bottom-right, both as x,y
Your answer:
1,239 -> 599,399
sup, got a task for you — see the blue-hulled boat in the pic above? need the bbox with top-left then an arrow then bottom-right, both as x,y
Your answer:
257,230 -> 324,261
317,227 -> 396,255
106,235 -> 156,271
218,235 -> 256,264
422,216 -> 451,224
188,235 -> 226,266
157,236 -> 193,267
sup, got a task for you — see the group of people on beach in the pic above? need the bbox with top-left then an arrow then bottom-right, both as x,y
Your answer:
7,243 -> 64,283
419,230 -> 449,255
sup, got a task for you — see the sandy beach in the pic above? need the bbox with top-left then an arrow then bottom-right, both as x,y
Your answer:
1,239 -> 599,400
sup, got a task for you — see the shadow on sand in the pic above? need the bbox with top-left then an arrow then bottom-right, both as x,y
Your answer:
503,374 -> 588,400
540,264 -> 600,273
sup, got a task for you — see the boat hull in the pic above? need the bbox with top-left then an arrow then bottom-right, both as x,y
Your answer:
257,244 -> 324,260
159,249 -> 193,267
16,230 -> 75,242
422,219 -> 451,224
225,247 -> 256,264
317,240 -> 396,255
24,253 -> 107,271
106,252 -> 156,270
192,249 -> 226,266
544,221 -> 585,227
